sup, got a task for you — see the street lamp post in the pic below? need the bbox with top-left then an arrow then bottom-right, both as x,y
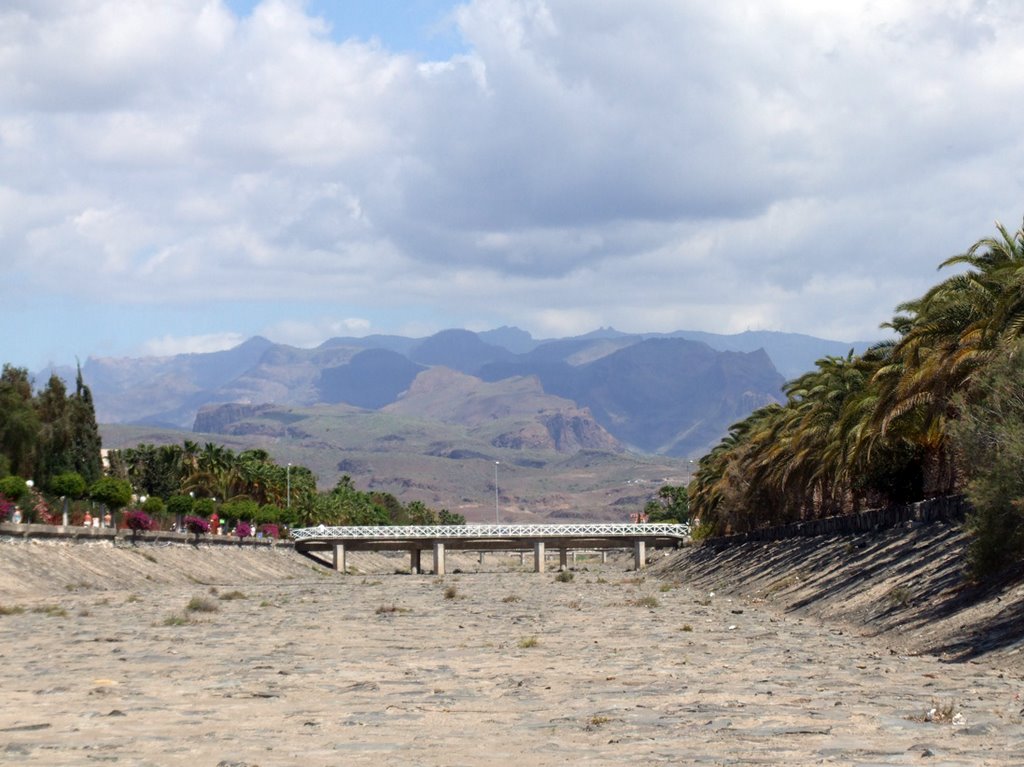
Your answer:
494,461 -> 499,524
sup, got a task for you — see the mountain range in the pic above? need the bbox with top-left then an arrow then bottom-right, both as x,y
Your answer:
74,326 -> 871,520
58,326 -> 872,454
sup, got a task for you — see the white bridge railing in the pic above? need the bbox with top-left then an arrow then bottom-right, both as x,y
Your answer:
292,522 -> 690,541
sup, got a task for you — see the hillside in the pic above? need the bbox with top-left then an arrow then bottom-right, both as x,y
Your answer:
101,401 -> 687,523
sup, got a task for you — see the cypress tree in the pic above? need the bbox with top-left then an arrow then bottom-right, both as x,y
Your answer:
69,363 -> 102,485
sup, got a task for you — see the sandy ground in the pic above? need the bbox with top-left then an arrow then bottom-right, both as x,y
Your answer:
1,530 -> 1023,766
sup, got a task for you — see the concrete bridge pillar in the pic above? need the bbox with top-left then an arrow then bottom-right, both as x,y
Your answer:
433,542 -> 446,575
634,540 -> 647,570
410,548 -> 421,574
333,543 -> 346,574
559,548 -> 568,571
533,541 -> 546,573
601,550 -> 608,564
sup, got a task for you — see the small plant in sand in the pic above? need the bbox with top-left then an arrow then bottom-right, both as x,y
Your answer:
0,605 -> 26,616
554,570 -> 574,583
162,613 -> 190,626
764,574 -> 800,596
518,636 -> 539,648
376,604 -> 412,614
502,594 -> 522,603
887,586 -> 912,608
910,699 -> 961,724
219,590 -> 247,601
186,596 -> 219,613
32,604 -> 68,617
586,715 -> 612,728
630,595 -> 660,609
680,624 -> 693,632
443,585 -> 459,600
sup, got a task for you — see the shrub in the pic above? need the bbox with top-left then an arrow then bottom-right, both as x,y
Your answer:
235,521 -> 252,543
183,515 -> 210,543
0,496 -> 15,522
0,476 -> 28,502
124,509 -> 154,536
631,595 -> 660,609
49,472 -> 87,499
949,340 -> 1024,578
554,570 -> 574,583
185,596 -> 218,613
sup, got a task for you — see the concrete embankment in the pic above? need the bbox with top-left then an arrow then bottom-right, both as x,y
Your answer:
654,519 -> 1024,674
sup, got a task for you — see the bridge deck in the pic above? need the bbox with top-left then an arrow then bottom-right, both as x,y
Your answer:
292,523 -> 690,574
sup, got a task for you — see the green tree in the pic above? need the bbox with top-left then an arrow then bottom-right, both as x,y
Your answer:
0,365 -> 40,478
948,340 -> 1024,577
49,471 -> 87,500
167,494 -> 195,530
438,508 -> 466,525
89,477 -> 133,524
68,364 -> 102,485
644,484 -> 689,523
221,498 -> 260,528
34,374 -> 72,488
406,500 -> 436,525
0,475 -> 29,502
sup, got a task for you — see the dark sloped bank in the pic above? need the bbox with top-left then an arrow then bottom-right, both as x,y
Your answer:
653,520 -> 1024,674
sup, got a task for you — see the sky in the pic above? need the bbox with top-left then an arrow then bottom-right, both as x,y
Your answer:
4,0 -> 1024,372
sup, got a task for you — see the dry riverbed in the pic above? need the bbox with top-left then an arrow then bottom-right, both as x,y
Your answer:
1,535 -> 1023,766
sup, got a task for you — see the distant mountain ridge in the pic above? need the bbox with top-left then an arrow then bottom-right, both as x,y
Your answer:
42,326 -> 872,459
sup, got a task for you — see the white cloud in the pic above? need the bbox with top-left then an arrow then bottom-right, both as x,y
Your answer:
263,316 -> 372,348
140,332 -> 248,357
3,0 -> 1024,370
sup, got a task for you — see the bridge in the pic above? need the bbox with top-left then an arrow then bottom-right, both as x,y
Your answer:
291,522 -> 691,574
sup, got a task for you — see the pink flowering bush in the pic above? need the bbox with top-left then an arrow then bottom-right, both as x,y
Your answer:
235,521 -> 252,542
258,523 -> 279,540
184,514 -> 210,543
0,495 -> 14,522
26,489 -> 54,525
124,509 -> 153,542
